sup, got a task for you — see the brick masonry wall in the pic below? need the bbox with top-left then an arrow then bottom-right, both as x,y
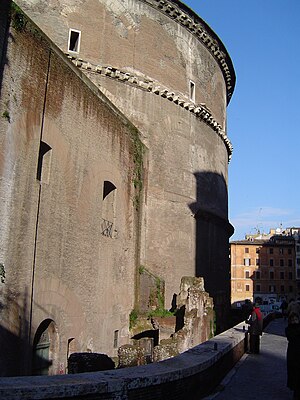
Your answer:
0,0 -> 236,377
13,0 -> 235,327
0,7 -> 141,375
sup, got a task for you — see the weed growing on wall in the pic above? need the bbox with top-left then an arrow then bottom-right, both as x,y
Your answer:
129,309 -> 138,329
147,308 -> 174,318
10,2 -> 26,32
138,265 -> 145,274
155,277 -> 164,310
130,267 -> 176,330
2,110 -> 10,122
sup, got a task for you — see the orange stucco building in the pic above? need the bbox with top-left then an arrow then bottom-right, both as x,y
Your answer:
230,235 -> 297,306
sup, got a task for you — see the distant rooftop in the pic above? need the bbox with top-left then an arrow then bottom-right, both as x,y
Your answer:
231,226 -> 300,245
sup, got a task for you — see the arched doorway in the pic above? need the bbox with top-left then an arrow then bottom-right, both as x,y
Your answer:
32,319 -> 59,375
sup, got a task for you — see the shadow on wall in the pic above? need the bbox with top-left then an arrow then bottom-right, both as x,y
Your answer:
189,171 -> 234,334
0,1 -> 12,100
0,3 -> 31,376
0,285 -> 52,377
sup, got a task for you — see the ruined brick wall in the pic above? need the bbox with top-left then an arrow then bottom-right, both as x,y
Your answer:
0,8 -> 142,376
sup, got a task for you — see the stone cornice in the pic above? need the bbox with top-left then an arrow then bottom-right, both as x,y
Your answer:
68,56 -> 233,161
140,0 -> 235,104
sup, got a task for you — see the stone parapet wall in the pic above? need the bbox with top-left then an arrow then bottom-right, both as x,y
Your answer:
0,321 -> 247,399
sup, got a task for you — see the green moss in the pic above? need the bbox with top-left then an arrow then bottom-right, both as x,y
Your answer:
155,277 -> 164,310
129,309 -> 138,329
148,308 -> 175,318
2,110 -> 10,122
138,265 -> 145,274
10,2 -> 26,32
139,267 -> 167,313
135,268 -> 175,326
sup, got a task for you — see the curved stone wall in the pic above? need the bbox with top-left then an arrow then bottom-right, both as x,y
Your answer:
15,0 -> 235,138
2,0 -> 236,371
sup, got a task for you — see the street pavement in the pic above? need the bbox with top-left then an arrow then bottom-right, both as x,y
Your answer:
203,317 -> 292,400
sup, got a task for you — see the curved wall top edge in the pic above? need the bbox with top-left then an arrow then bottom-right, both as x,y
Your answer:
142,0 -> 236,104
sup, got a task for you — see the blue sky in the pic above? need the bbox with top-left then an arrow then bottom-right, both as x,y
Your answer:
185,0 -> 300,240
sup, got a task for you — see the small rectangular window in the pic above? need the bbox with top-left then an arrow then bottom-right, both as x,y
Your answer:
245,247 -> 249,253
256,271 -> 261,279
269,248 -> 273,254
245,284 -> 250,292
280,259 -> 284,267
256,284 -> 261,292
244,258 -> 251,266
280,271 -> 284,280
279,248 -> 284,255
288,259 -> 293,267
68,29 -> 81,53
256,258 -> 260,266
270,271 -> 274,279
289,272 -> 293,280
269,259 -> 274,267
189,80 -> 195,102
245,270 -> 250,279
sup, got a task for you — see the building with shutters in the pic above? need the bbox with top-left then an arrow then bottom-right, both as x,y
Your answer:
230,233 -> 297,307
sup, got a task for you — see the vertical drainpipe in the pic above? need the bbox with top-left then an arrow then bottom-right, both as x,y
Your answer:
28,50 -> 52,359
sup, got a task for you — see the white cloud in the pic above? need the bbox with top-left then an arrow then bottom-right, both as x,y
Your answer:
230,206 -> 298,240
